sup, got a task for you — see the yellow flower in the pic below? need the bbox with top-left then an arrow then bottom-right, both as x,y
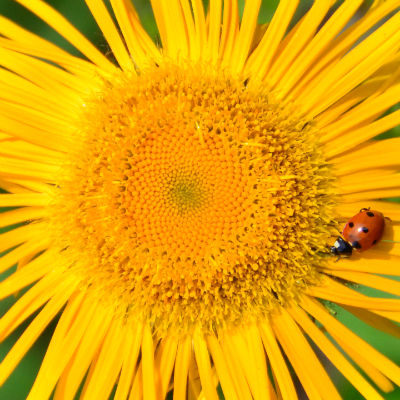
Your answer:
1,0 -> 400,399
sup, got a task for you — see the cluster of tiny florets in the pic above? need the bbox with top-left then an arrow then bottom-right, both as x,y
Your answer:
52,63 -> 334,333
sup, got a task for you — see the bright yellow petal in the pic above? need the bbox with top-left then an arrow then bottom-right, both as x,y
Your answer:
322,88 -> 400,145
243,0 -> 299,80
338,173 -> 400,195
193,328 -> 219,400
141,324 -> 156,400
342,305 -> 400,341
114,322 -> 142,400
287,300 -> 386,399
321,269 -> 400,297
219,331 -> 253,400
271,307 -> 342,400
0,269 -> 65,341
0,222 -> 47,254
154,334 -> 178,400
109,0 -> 149,66
13,0 -> 117,73
207,0 -> 222,63
301,11 -> 400,115
242,324 -> 270,400
266,0 -> 334,85
276,0 -> 363,100
305,275 -> 400,311
80,318 -> 126,400
173,333 -> 191,400
27,293 -> 97,400
322,256 -> 400,276
271,313 -> 322,400
330,331 -> 394,393
301,295 -> 400,388
288,0 -> 400,101
230,0 -> 262,75
259,321 -> 298,400
0,239 -> 48,274
0,274 -> 79,386
219,0 -> 239,66
84,0 -> 133,71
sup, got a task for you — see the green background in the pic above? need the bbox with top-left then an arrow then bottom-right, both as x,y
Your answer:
0,1 -> 400,399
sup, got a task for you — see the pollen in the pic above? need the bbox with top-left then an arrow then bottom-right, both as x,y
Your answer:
52,63 -> 335,333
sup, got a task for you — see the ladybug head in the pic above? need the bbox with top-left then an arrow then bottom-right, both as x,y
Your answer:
329,236 -> 353,261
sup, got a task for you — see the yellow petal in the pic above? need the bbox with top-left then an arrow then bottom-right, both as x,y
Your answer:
276,0 -> 363,100
141,324 -> 156,400
154,334 -> 178,400
27,293 -> 97,400
271,308 -> 342,400
207,0 -> 222,63
259,321 -> 298,400
109,0 -> 150,66
242,324 -> 270,400
338,173 -> 400,195
54,307 -> 113,400
0,222 -> 47,253
193,328 -> 219,400
0,238 -> 48,274
305,275 -> 400,311
230,0 -> 262,75
270,312 -> 322,400
13,0 -> 116,73
330,331 -> 394,393
321,269 -> 400,297
0,193 -> 50,207
219,331 -> 253,400
0,269 -> 65,341
0,274 -> 79,386
84,0 -> 133,71
302,11 -> 400,115
266,0 -> 334,86
322,256 -> 400,276
80,318 -> 126,400
244,0 -> 299,80
0,249 -> 62,300
219,0 -> 239,66
173,333 -> 191,400
301,295 -> 400,388
287,299 -> 386,399
205,332 -> 239,400
114,322 -> 142,400
342,305 -> 400,341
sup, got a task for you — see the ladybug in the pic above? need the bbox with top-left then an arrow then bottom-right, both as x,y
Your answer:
330,208 -> 388,261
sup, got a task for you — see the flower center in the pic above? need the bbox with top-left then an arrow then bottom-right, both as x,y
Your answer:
52,63 -> 335,333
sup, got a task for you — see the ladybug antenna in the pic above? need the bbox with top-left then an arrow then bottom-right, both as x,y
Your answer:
327,223 -> 341,234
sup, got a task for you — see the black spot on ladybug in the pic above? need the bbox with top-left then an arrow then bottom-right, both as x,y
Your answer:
373,240 -> 377,245
352,241 -> 362,249
366,211 -> 375,217
362,227 -> 369,233
349,222 -> 354,228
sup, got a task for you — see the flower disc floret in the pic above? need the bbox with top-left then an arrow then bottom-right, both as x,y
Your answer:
53,63 -> 335,333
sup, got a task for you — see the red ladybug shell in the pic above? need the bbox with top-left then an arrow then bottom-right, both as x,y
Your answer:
342,210 -> 386,253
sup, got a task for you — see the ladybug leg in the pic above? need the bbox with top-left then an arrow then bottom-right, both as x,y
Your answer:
359,207 -> 370,213
384,216 -> 392,222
